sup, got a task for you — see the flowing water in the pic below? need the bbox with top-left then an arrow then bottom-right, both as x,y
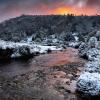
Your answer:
0,48 -> 86,100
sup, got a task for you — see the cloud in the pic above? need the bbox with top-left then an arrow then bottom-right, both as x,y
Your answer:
0,0 -> 99,22
87,0 -> 100,6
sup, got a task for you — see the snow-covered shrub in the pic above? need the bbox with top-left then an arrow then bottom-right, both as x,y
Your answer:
19,46 -> 31,56
96,41 -> 100,50
77,72 -> 100,96
64,32 -> 75,42
78,34 -> 85,42
10,44 -> 34,58
96,31 -> 100,41
88,37 -> 97,48
85,61 -> 100,73
78,36 -> 99,60
78,42 -> 88,59
86,48 -> 99,61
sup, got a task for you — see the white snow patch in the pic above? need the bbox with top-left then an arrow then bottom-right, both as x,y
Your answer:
68,42 -> 79,47
27,36 -> 33,43
74,36 -> 79,42
0,40 -> 62,58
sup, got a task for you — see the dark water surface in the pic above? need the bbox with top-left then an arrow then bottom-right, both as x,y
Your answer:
0,48 -> 80,77
0,59 -> 36,77
0,49 -> 91,100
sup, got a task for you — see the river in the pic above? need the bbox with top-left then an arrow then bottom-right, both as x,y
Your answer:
0,48 -> 86,100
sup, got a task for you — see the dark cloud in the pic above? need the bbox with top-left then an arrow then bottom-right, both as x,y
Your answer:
0,0 -> 100,10
87,0 -> 100,6
0,0 -> 100,7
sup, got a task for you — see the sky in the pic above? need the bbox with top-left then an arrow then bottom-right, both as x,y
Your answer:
0,0 -> 100,22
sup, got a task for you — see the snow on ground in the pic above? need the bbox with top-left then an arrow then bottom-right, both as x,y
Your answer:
73,33 -> 79,42
30,44 -> 62,53
27,36 -> 33,43
68,42 -> 79,47
74,36 -> 79,42
0,39 -> 62,58
0,40 -> 30,49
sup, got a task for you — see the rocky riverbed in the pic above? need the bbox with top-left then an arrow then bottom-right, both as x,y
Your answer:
0,48 -> 86,100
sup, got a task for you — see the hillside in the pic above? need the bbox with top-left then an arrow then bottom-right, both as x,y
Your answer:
0,15 -> 100,42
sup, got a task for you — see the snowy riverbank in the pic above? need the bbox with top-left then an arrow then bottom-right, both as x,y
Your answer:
0,40 -> 62,59
77,37 -> 100,96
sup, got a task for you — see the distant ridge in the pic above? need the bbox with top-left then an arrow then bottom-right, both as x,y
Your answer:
0,15 -> 99,42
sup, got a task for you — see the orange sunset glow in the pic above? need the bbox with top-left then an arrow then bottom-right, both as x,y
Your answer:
0,0 -> 100,21
47,6 -> 100,15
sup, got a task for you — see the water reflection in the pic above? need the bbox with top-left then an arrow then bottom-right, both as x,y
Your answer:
0,49 -> 88,100
0,59 -> 34,77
